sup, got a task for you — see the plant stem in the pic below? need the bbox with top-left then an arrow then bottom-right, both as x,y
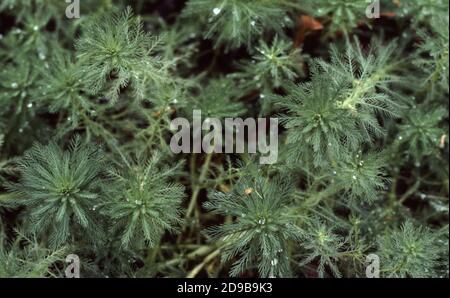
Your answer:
186,152 -> 213,220
186,248 -> 221,278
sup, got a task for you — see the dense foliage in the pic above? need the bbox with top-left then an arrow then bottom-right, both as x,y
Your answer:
0,0 -> 448,278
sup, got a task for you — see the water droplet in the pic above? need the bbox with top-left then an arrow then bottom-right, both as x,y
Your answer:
352,175 -> 357,180
250,20 -> 256,26
260,94 -> 265,99
11,82 -> 18,88
33,25 -> 39,31
212,8 -> 221,15
420,193 -> 427,200
258,218 -> 266,225
398,136 -> 403,140
27,102 -> 33,108
333,171 -> 337,175
271,259 -> 278,266
38,51 -> 46,60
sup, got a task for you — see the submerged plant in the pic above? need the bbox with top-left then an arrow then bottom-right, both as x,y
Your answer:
205,173 -> 301,277
10,138 -> 108,249
104,152 -> 185,248
0,0 -> 447,279
377,221 -> 446,278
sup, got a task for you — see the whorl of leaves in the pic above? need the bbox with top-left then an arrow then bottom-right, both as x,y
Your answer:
104,152 -> 185,248
205,172 -> 301,277
10,138 -> 107,249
